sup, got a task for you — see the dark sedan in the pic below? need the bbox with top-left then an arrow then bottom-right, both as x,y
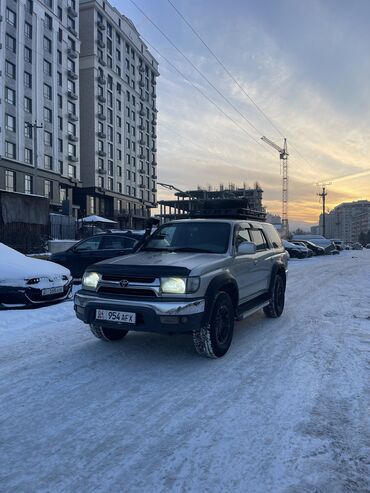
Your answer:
49,232 -> 143,279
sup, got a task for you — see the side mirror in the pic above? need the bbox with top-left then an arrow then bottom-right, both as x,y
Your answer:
237,241 -> 256,255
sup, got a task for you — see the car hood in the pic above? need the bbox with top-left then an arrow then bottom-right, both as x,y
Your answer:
91,250 -> 228,277
0,243 -> 70,283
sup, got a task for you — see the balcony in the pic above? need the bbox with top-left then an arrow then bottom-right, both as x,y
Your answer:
139,183 -> 145,189
152,147 -> 157,153
139,139 -> 145,145
97,131 -> 106,139
151,133 -> 157,139
67,26 -> 78,37
67,47 -> 78,59
98,57 -> 106,67
152,93 -> 157,99
151,160 -> 157,167
67,6 -> 78,18
139,80 -> 145,87
151,174 -> 157,179
97,20 -> 106,30
67,90 -> 78,100
98,150 -> 106,157
139,65 -> 145,72
68,134 -> 78,142
139,109 -> 145,116
152,79 -> 157,85
140,94 -> 146,102
138,124 -> 145,131
97,39 -> 106,48
97,94 -> 106,103
151,188 -> 157,193
139,167 -> 145,173
68,69 -> 78,80
97,113 -> 106,121
139,153 -> 145,160
67,155 -> 78,162
97,76 -> 106,85
152,106 -> 158,113
97,168 -> 107,174
68,112 -> 78,122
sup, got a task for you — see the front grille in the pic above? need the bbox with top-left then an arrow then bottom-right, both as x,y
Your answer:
102,274 -> 156,284
98,287 -> 157,297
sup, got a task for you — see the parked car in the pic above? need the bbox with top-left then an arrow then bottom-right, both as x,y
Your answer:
352,242 -> 363,250
282,240 -> 309,259
75,218 -> 288,358
291,240 -> 325,256
0,243 -> 72,309
290,242 -> 313,257
49,231 -> 143,279
366,244 -> 370,249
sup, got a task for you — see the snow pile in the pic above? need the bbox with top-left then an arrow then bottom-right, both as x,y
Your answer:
0,243 -> 70,284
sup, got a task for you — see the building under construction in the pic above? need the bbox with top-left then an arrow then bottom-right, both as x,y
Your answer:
158,183 -> 265,222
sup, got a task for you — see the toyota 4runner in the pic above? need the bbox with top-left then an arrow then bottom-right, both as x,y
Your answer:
74,219 -> 288,358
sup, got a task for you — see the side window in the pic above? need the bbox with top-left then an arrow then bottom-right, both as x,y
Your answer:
235,227 -> 251,248
250,229 -> 269,251
99,236 -> 127,250
263,224 -> 282,248
75,237 -> 101,252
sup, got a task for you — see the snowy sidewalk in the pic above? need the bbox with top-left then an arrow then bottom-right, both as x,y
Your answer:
1,252 -> 369,492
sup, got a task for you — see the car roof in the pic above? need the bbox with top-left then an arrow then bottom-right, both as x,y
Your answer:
163,218 -> 267,227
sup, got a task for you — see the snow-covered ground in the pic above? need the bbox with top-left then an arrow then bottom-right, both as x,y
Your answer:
1,251 -> 369,492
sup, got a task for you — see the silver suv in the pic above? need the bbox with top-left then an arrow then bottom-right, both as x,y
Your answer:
74,219 -> 288,358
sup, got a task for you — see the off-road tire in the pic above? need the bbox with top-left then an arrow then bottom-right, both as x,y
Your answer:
263,274 -> 285,318
193,292 -> 234,358
89,324 -> 128,341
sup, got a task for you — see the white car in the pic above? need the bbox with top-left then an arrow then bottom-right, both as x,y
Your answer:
0,243 -> 72,308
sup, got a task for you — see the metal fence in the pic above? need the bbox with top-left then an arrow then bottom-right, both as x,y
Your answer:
0,223 -> 50,254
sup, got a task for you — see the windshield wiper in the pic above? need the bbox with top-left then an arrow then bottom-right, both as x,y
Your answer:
169,247 -> 217,253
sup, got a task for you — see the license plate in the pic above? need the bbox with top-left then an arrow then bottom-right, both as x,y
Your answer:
42,286 -> 64,296
96,309 -> 136,324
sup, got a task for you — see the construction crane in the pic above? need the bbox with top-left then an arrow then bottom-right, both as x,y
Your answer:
261,137 -> 289,237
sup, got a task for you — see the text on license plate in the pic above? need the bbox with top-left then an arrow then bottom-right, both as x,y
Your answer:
96,309 -> 136,324
42,286 -> 64,296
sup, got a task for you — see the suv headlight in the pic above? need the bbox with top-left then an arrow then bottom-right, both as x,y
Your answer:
82,272 -> 101,290
160,277 -> 200,294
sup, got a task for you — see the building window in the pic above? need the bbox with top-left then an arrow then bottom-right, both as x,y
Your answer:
59,161 -> 63,174
25,123 -> 32,138
68,165 -> 76,178
5,142 -> 16,159
44,84 -> 52,100
5,114 -> 16,132
25,175 -> 33,194
26,1 -> 33,14
108,178 -> 113,191
98,176 -> 104,188
45,13 -> 52,30
25,149 -> 33,165
5,61 -> 16,79
58,6 -> 62,21
5,87 -> 16,105
60,186 -> 67,203
57,71 -> 62,86
44,130 -> 52,146
6,8 -> 16,27
24,97 -> 32,113
6,34 -> 16,53
25,47 -> 32,63
5,170 -> 16,191
44,59 -> 52,76
24,72 -> 32,88
25,22 -> 33,39
68,143 -> 76,157
44,180 -> 52,198
44,107 -> 52,123
44,155 -> 53,170
44,36 -> 52,53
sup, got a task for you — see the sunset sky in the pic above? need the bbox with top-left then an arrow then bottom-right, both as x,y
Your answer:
112,0 -> 370,229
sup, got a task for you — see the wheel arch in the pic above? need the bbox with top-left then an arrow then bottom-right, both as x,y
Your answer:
203,273 -> 239,323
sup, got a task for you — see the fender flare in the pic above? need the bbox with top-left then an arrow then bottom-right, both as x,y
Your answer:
202,273 -> 239,325
268,262 -> 286,294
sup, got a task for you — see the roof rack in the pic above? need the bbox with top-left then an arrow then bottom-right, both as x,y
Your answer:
189,208 -> 266,221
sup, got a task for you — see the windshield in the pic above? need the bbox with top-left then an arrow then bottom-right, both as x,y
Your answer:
142,222 -> 231,254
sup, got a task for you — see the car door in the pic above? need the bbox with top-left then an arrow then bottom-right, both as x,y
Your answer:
70,236 -> 103,278
249,228 -> 273,294
230,223 -> 259,303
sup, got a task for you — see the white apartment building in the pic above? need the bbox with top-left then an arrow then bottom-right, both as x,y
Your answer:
0,0 -> 80,214
322,200 -> 370,243
78,0 -> 159,228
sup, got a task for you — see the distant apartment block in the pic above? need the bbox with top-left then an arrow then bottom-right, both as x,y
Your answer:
0,0 -> 80,214
321,200 -> 370,242
77,0 -> 159,228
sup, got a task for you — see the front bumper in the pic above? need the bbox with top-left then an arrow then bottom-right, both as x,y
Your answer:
0,281 -> 73,308
74,291 -> 206,333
